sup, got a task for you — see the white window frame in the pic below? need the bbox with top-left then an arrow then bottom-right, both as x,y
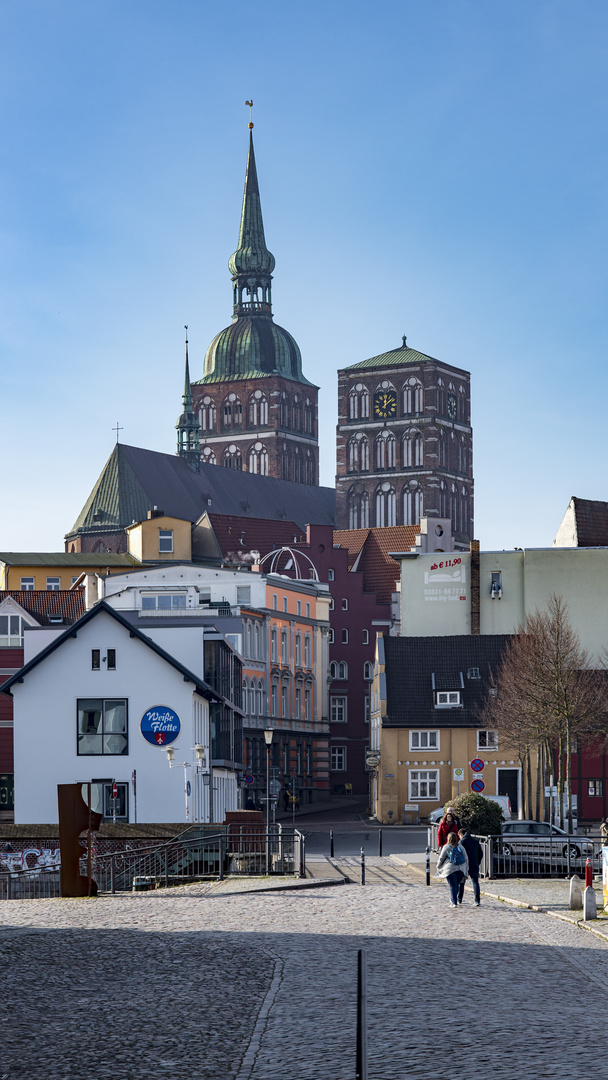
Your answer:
330,696 -> 347,723
158,530 -> 173,554
236,586 -> 251,606
341,598 -> 348,611
409,769 -> 439,800
328,628 -> 334,644
363,661 -> 373,681
362,629 -> 369,645
331,746 -> 347,771
341,629 -> 349,644
20,577 -> 35,591
477,729 -> 499,750
435,691 -> 461,708
328,569 -> 335,581
46,577 -> 61,591
409,730 -> 439,751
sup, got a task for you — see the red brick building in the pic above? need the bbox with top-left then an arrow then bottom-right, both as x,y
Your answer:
335,340 -> 473,545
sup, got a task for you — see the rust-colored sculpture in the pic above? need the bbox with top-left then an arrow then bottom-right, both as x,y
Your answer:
57,783 -> 102,898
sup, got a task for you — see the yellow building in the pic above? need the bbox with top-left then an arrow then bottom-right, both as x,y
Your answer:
370,632 -> 535,823
0,553 -> 142,592
125,513 -> 193,563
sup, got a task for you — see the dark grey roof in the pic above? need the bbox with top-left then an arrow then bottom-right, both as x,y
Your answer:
0,601 -> 219,702
66,443 -> 335,539
383,635 -> 512,728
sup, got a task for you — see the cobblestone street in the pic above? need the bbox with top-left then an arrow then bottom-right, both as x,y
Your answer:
1,867 -> 607,1079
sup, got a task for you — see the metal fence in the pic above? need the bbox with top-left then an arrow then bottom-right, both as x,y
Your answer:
0,824 -> 306,899
430,824 -> 604,878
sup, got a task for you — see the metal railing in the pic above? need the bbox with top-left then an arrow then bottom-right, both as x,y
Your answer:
430,824 -> 604,878
0,825 -> 306,899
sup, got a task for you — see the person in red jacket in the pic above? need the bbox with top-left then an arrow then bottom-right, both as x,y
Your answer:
437,807 -> 461,849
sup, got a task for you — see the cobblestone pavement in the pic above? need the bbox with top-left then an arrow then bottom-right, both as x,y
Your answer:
2,866 -> 608,1079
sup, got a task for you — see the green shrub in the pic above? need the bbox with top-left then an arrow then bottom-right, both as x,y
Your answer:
450,793 -> 503,836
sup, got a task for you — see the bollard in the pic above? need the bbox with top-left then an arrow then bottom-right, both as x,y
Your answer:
356,948 -> 368,1080
426,845 -> 431,887
361,846 -> 365,886
585,857 -> 593,889
569,874 -> 583,910
330,829 -> 334,858
584,885 -> 597,921
110,855 -> 116,895
378,829 -> 383,857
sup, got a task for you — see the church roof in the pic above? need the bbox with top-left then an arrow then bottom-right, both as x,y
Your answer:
199,317 -> 315,386
344,343 -> 441,372
66,443 -> 335,539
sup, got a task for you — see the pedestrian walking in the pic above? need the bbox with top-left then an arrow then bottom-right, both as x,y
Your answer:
457,827 -> 483,906
437,807 -> 461,849
600,816 -> 608,845
282,786 -> 290,812
245,795 -> 256,811
436,832 -> 469,908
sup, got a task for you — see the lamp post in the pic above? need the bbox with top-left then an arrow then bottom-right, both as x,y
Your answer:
166,744 -> 206,823
264,728 -> 274,874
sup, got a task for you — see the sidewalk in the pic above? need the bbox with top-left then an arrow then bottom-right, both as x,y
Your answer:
390,851 -> 608,941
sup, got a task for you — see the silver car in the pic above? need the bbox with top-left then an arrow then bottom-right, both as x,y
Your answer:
501,820 -> 593,859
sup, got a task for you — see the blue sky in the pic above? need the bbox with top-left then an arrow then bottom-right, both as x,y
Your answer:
1,1 -> 608,551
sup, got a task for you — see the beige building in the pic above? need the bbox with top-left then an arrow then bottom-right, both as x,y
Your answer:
395,545 -> 608,661
370,632 -> 539,823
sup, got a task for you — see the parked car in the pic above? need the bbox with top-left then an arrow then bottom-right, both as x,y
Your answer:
501,820 -> 593,859
428,794 -> 511,825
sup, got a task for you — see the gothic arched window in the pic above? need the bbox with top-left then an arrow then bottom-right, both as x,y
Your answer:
222,393 -> 242,430
199,396 -> 216,432
223,445 -> 242,470
403,482 -> 423,526
375,431 -> 396,470
280,393 -> 289,428
348,485 -> 369,530
349,383 -> 370,420
403,377 -> 424,415
202,446 -> 216,466
293,446 -> 302,484
403,430 -> 423,468
304,398 -> 314,434
459,436 -> 469,474
293,396 -> 302,431
304,450 -> 314,485
248,442 -> 269,475
348,433 -> 370,473
248,391 -> 268,427
375,482 -> 396,527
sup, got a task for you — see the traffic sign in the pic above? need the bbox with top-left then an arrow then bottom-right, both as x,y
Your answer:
244,774 -> 255,785
269,779 -> 282,796
453,768 -> 465,781
112,781 -> 118,800
470,758 -> 485,773
186,781 -> 191,797
471,778 -> 485,793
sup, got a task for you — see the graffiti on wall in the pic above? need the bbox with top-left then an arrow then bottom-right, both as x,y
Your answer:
0,848 -> 61,874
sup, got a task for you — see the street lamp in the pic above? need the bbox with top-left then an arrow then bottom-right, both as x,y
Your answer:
264,728 -> 274,874
166,745 -> 207,823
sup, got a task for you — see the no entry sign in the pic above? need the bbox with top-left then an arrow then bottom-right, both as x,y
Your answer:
471,778 -> 485,793
470,758 -> 485,773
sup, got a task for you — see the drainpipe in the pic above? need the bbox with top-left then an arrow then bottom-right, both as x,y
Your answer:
470,540 -> 480,635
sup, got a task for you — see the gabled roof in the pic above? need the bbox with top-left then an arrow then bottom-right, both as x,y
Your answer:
555,497 -> 608,547
344,343 -> 442,371
334,525 -> 419,603
66,444 -> 335,539
0,601 -> 218,701
0,590 -> 85,625
382,635 -> 512,728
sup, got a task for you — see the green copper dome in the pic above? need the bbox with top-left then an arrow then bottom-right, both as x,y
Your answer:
197,130 -> 311,387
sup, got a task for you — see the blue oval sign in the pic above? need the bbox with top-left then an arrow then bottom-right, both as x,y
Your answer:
140,705 -> 181,747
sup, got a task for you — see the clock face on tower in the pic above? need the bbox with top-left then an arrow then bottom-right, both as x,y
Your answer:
374,391 -> 397,419
447,393 -> 457,421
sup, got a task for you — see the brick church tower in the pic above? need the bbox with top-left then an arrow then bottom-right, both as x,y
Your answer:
186,127 -> 319,485
334,339 -> 474,546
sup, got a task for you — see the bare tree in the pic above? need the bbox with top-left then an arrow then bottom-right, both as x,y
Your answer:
480,595 -> 607,830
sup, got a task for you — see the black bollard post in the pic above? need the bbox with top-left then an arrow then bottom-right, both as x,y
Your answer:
378,829 -> 383,857
426,845 -> 431,886
330,829 -> 334,858
361,846 -> 365,886
356,948 -> 368,1080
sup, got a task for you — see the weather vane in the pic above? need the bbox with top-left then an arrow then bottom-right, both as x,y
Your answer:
245,99 -> 253,129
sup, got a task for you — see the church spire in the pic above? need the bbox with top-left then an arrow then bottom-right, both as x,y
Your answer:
176,325 -> 200,471
228,124 -> 276,319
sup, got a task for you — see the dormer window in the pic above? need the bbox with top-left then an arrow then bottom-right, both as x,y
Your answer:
436,691 -> 461,708
467,667 -> 480,680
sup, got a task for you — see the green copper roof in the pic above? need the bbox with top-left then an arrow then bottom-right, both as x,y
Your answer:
199,316 -> 314,386
346,342 -> 441,371
228,133 -> 275,278
198,130 -> 310,386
